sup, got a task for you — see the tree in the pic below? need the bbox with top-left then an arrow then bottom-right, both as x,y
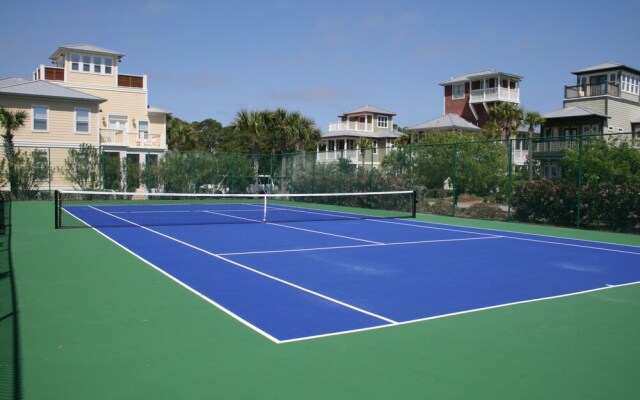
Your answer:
522,110 -> 545,182
192,118 -> 224,152
488,102 -> 524,142
0,107 -> 27,196
58,144 -> 102,190
231,109 -> 268,181
166,117 -> 198,151
355,137 -> 373,169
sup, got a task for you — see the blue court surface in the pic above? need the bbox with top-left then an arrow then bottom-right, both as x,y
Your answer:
64,204 -> 640,343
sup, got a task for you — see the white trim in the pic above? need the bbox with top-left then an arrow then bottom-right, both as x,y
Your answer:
74,107 -> 91,134
31,104 -> 49,132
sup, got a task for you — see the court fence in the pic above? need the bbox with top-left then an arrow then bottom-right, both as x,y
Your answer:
0,192 -> 21,400
3,131 -> 640,234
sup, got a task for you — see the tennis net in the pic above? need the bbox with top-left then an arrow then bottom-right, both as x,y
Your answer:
54,190 -> 416,228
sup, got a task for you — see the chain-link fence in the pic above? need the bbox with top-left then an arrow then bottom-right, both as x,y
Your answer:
0,192 -> 21,400
3,132 -> 639,233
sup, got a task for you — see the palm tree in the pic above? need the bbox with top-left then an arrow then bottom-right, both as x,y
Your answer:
488,102 -> 524,142
523,110 -> 545,182
231,109 -> 267,184
0,107 -> 27,196
356,137 -> 373,169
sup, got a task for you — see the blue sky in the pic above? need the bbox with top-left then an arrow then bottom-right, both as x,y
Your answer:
2,0 -> 639,130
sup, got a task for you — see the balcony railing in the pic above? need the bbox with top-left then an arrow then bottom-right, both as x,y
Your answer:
328,121 -> 373,132
470,87 -> 519,103
100,129 -> 161,148
565,83 -> 620,99
316,149 -> 379,164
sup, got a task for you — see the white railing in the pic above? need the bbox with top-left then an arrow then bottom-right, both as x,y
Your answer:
316,150 -> 379,164
100,129 -> 162,148
328,121 -> 373,132
470,87 -> 519,103
512,149 -> 528,166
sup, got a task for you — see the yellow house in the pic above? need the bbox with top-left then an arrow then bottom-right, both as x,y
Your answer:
0,44 -> 170,190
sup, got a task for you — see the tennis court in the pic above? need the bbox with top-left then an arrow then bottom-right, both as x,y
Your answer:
56,190 -> 640,343
12,198 -> 640,399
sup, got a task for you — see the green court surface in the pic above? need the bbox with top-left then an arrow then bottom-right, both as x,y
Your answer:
12,201 -> 640,399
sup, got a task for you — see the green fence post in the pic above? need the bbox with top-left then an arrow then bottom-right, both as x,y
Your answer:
452,142 -> 457,217
576,134 -> 584,229
507,138 -> 513,221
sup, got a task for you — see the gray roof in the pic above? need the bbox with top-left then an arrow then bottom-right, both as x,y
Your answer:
440,70 -> 522,85
321,129 -> 402,140
571,62 -> 640,76
339,105 -> 396,117
543,105 -> 608,119
147,105 -> 172,115
407,114 -> 481,132
50,44 -> 125,60
0,77 -> 105,102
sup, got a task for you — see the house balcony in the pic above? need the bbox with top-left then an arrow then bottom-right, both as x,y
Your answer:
565,83 -> 620,99
316,149 -> 380,165
470,87 -> 519,103
100,129 -> 162,148
328,121 -> 373,132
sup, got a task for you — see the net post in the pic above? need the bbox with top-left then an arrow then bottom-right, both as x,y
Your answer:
263,195 -> 267,223
412,190 -> 417,218
54,190 -> 60,229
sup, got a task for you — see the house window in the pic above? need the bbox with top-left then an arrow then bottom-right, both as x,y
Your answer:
372,140 -> 378,154
328,140 -> 335,151
138,120 -> 149,136
109,115 -> 128,133
71,54 -> 80,71
82,55 -> 91,72
621,73 -> 639,95
377,116 -> 388,128
31,149 -> 49,181
75,108 -> 90,133
32,106 -> 48,131
105,58 -> 113,74
452,84 -> 465,99
93,57 -> 102,73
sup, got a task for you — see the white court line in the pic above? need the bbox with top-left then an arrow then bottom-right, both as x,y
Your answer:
370,219 -> 640,255
202,210 -> 383,245
88,206 -> 398,331
218,236 -> 502,256
279,280 -> 640,344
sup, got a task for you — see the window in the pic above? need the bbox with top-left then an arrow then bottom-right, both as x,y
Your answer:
621,73 -> 639,95
31,149 -> 49,181
609,73 -> 617,83
93,57 -> 102,73
138,120 -> 149,136
82,55 -> 91,72
328,140 -> 335,151
452,84 -> 465,99
104,57 -> 113,74
71,54 -> 80,71
75,108 -> 90,133
32,106 -> 48,131
372,140 -> 378,154
377,116 -> 388,128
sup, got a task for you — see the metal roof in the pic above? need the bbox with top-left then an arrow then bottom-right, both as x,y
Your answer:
49,44 -> 125,60
440,70 -> 523,85
338,105 -> 396,117
543,105 -> 608,119
571,62 -> 640,76
147,105 -> 172,115
0,78 -> 105,102
407,114 -> 481,131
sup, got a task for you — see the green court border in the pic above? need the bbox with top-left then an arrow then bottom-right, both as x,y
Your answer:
13,201 -> 640,399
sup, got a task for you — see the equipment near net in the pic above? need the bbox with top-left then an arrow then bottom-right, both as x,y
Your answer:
54,190 -> 417,229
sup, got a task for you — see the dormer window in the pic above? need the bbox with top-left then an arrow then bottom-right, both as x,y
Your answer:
94,57 -> 102,73
71,54 -> 80,71
105,58 -> 113,74
82,55 -> 91,72
377,115 -> 388,128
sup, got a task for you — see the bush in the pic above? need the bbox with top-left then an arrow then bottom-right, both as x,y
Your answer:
513,179 -> 640,233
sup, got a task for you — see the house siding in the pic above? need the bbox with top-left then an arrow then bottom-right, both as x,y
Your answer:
0,96 -> 100,147
66,70 -> 118,87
